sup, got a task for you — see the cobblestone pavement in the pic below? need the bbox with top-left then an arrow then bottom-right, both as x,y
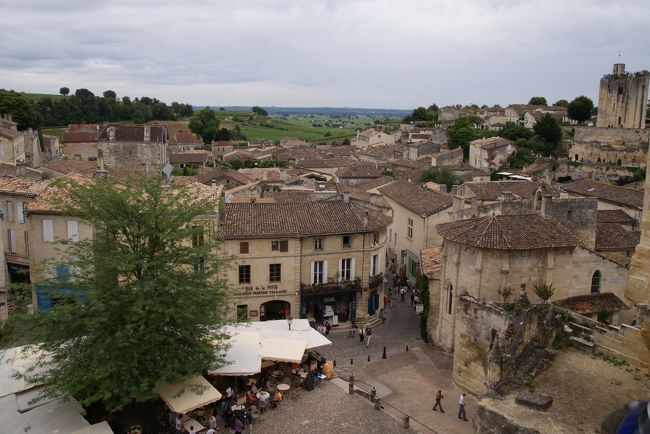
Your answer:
249,296 -> 475,434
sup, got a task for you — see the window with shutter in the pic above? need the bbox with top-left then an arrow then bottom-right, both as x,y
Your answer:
5,201 -> 14,222
17,202 -> 25,224
8,229 -> 17,253
280,240 -> 288,252
240,242 -> 249,254
67,220 -> 79,243
42,219 -> 54,242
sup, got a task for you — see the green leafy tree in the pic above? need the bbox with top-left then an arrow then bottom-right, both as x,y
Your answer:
507,147 -> 535,169
500,121 -> 533,142
102,90 -> 117,100
59,87 -> 70,96
19,175 -> 231,411
189,108 -> 220,144
447,117 -> 478,158
528,97 -> 548,106
418,167 -> 461,191
251,106 -> 268,116
342,137 -> 351,146
533,113 -> 562,152
554,99 -> 569,108
74,88 -> 95,98
533,283 -> 555,304
0,89 -> 41,129
567,96 -> 594,123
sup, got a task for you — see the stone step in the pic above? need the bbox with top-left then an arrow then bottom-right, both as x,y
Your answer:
570,322 -> 594,334
594,345 -> 649,369
569,336 -> 594,351
591,332 -> 650,357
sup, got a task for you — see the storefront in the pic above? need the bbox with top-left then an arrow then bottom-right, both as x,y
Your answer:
300,287 -> 358,326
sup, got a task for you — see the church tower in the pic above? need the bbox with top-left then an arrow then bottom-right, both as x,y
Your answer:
596,63 -> 649,129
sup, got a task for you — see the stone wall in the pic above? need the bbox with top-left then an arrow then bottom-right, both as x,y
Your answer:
0,162 -> 42,179
569,126 -> 648,168
431,147 -> 463,167
98,141 -> 167,172
452,294 -> 558,395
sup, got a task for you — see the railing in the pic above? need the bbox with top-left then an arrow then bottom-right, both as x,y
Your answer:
335,366 -> 441,433
300,278 -> 362,295
369,273 -> 384,289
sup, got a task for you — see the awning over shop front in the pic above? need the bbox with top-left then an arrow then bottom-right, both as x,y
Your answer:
154,376 -> 222,414
208,331 -> 262,376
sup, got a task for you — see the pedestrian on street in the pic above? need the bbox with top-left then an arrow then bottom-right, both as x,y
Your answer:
234,416 -> 244,434
400,287 -> 406,302
410,291 -> 415,306
458,393 -> 468,421
359,325 -> 365,344
349,322 -> 357,337
379,309 -> 386,324
365,326 -> 372,347
432,390 -> 444,412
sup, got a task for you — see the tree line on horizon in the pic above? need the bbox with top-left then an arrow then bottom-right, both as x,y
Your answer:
0,87 -> 194,130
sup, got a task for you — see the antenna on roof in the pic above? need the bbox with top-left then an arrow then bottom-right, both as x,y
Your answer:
617,51 -> 622,63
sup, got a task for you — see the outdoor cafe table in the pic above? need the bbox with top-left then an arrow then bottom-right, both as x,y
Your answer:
276,384 -> 290,392
256,391 -> 270,402
182,417 -> 204,433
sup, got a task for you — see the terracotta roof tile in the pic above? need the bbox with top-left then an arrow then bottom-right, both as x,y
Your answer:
595,222 -> 640,250
379,181 -> 453,216
169,150 -> 209,164
462,181 -> 541,201
221,202 -> 391,239
420,247 -> 442,279
336,164 -> 383,179
174,132 -> 202,145
596,209 -> 636,224
563,179 -> 643,209
42,159 -> 98,174
553,293 -> 628,315
197,167 -> 251,186
0,176 -> 50,197
437,214 -> 580,250
469,136 -> 514,150
27,173 -> 93,215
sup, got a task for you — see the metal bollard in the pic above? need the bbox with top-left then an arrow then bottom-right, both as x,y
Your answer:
333,359 -> 336,367
370,387 -> 376,403
406,345 -> 409,352
350,358 -> 353,365
403,415 -> 410,428
367,355 -> 370,362
382,346 -> 387,359
349,373 -> 354,395
374,397 -> 381,410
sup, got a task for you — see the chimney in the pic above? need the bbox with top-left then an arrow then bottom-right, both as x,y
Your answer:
541,194 -> 552,217
211,179 -> 217,189
343,191 -> 350,204
108,126 -> 115,142
8,114 -> 12,121
144,125 -> 151,142
363,211 -> 368,228
218,190 -> 226,223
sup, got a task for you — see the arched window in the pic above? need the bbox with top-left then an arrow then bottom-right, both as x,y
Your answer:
447,283 -> 453,315
591,270 -> 601,294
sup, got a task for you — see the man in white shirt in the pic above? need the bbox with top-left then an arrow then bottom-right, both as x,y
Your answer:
458,393 -> 467,421
206,429 -> 216,434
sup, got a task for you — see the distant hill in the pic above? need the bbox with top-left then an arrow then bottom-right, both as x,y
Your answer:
196,106 -> 410,117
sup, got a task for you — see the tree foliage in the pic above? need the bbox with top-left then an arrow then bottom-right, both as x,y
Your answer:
447,117 -> 478,158
568,96 -> 594,123
500,121 -> 533,142
533,283 -> 555,304
528,97 -> 548,106
507,147 -> 535,169
554,99 -> 569,108
20,175 -> 231,411
0,89 -> 41,129
251,106 -> 268,116
403,104 -> 438,123
189,108 -> 220,144
533,114 -> 562,149
59,87 -> 70,96
418,167 -> 461,191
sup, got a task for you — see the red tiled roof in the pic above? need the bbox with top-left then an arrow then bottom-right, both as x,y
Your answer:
563,179 -> 643,210
169,150 -> 209,164
437,214 -> 580,250
174,132 -> 203,145
0,176 -> 49,197
27,173 -> 93,215
595,223 -> 640,251
553,293 -> 628,315
379,181 -> 453,216
336,164 -> 382,179
596,209 -> 636,224
221,202 -> 391,239
462,181 -> 541,201
43,159 -> 98,174
469,136 -> 514,150
420,247 -> 442,279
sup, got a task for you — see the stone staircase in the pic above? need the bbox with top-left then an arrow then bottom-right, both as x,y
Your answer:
565,317 -> 649,370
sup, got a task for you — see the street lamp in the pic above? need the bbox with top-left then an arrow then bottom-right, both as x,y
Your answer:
287,316 -> 293,330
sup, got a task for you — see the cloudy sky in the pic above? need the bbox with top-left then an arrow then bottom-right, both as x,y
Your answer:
1,0 -> 648,109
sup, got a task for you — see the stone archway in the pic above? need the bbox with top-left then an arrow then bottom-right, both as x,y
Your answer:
260,300 -> 291,321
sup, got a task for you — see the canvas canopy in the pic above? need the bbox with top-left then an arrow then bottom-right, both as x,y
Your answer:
209,319 -> 331,376
154,376 -> 222,414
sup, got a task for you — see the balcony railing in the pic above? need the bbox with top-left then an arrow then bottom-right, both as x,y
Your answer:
300,278 -> 362,295
369,272 -> 384,289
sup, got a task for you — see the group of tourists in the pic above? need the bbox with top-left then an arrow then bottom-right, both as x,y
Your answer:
348,322 -> 374,347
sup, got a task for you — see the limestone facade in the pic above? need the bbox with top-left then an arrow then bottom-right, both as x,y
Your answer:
569,126 -> 648,168
596,63 -> 649,129
626,147 -> 650,305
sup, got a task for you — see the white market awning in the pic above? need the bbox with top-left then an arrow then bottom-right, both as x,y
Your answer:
208,332 -> 262,376
261,338 -> 306,363
154,376 -> 222,414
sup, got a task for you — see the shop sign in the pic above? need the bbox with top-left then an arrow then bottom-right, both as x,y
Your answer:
323,297 -> 336,302
237,284 -> 287,296
249,310 -> 259,317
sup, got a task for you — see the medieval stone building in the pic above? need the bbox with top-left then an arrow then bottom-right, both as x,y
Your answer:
596,63 -> 649,129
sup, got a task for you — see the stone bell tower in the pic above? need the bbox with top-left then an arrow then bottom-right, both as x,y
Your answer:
596,63 -> 649,129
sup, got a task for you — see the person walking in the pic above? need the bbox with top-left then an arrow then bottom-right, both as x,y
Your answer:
349,322 -> 357,338
359,324 -> 365,344
365,326 -> 372,347
234,416 -> 244,434
410,291 -> 415,306
400,286 -> 406,302
432,390 -> 444,412
458,393 -> 468,421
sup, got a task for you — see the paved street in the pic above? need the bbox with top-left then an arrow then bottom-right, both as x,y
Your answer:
317,296 -> 476,434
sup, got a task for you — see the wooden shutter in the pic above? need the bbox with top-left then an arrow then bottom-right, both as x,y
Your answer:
42,219 -> 54,242
280,240 -> 288,252
338,259 -> 343,282
240,241 -> 249,254
67,220 -> 79,243
350,258 -> 356,280
310,261 -> 315,284
323,260 -> 328,283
